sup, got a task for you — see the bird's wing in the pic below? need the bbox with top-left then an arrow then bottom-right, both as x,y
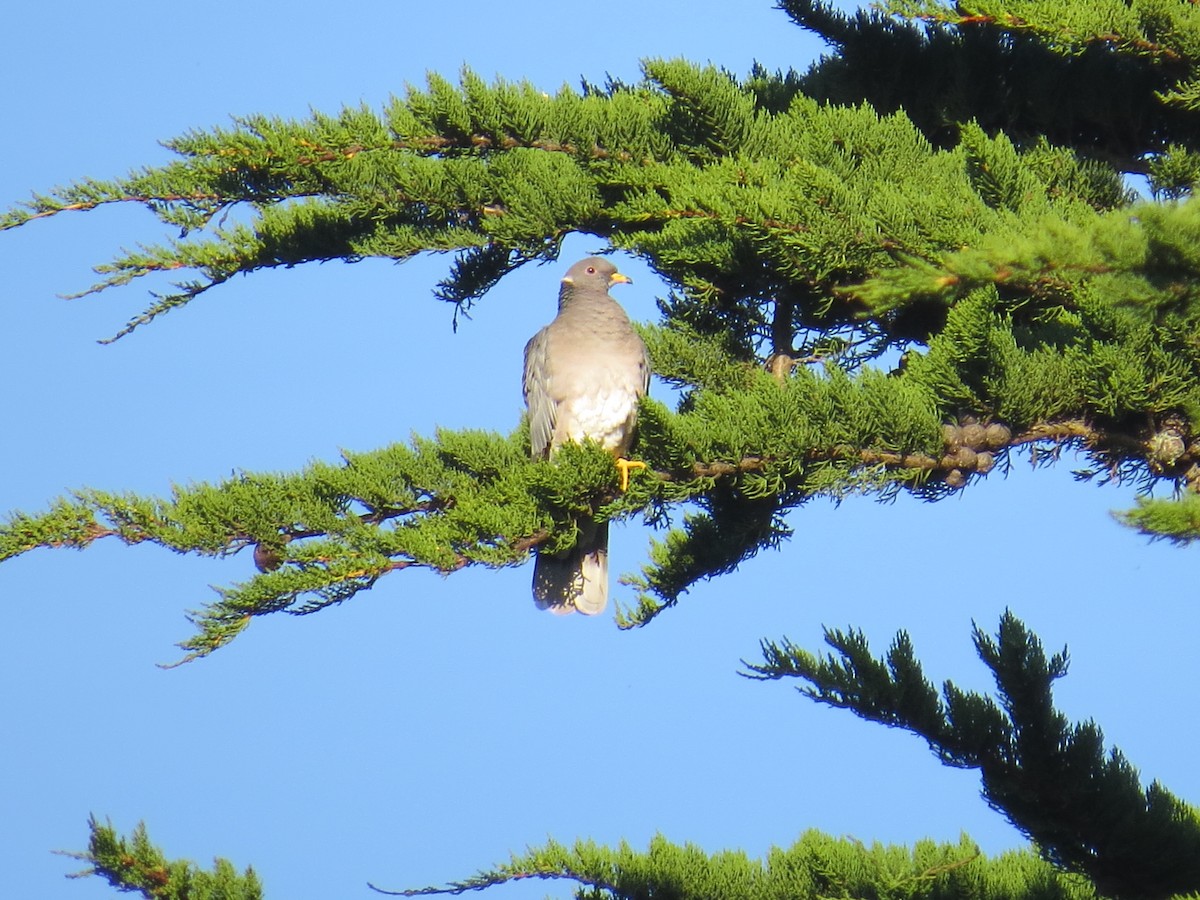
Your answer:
523,326 -> 556,460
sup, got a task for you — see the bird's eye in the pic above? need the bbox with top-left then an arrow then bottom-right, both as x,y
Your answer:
586,266 -> 596,274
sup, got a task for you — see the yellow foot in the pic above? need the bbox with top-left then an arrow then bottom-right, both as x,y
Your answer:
615,457 -> 647,491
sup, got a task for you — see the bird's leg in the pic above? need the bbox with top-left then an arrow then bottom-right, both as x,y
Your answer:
615,457 -> 647,491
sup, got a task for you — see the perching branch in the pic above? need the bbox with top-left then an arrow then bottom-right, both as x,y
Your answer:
8,50 -> 1200,658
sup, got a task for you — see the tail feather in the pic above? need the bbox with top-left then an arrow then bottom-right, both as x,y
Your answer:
532,521 -> 608,615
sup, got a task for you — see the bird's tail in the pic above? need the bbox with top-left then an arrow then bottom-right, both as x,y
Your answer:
532,520 -> 608,615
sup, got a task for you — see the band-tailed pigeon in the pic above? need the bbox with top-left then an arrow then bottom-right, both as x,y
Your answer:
523,256 -> 650,615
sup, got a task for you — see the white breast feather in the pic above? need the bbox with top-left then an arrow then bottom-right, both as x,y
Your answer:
560,386 -> 640,452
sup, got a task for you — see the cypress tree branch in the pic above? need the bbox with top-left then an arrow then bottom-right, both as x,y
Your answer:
745,612 -> 1200,899
374,830 -> 1089,898
0,395 -> 1178,660
64,817 -> 1098,900
62,816 -> 262,900
783,0 -> 1200,170
0,59 -> 1129,344
7,31 -> 1200,649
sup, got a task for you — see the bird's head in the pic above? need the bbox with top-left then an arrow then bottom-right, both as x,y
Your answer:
560,257 -> 633,298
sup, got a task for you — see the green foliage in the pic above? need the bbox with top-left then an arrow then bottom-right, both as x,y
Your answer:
1115,492 -> 1200,543
9,43 -> 1200,637
855,201 -> 1200,437
0,56 -> 1119,355
746,612 -> 1200,899
1147,144 -> 1200,199
784,0 -> 1200,165
76,819 -> 1098,900
386,829 -> 1098,898
4,2 -> 1200,645
0,428 -> 561,660
0,362 -> 953,655
64,816 -> 261,900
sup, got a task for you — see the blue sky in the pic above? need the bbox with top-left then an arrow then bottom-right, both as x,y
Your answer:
3,3 -> 1198,898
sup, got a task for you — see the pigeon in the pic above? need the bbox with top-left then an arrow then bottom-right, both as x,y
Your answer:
523,256 -> 650,614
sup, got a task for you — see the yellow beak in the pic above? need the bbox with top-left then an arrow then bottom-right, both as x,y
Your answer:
609,272 -> 633,285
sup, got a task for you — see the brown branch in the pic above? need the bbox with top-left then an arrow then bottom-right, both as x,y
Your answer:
915,850 -> 983,880
930,11 -> 1183,63
511,529 -> 551,555
11,192 -> 229,225
1011,419 -> 1151,456
636,206 -> 811,235
369,867 -> 612,897
646,417 -> 1159,488
390,134 -> 619,162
